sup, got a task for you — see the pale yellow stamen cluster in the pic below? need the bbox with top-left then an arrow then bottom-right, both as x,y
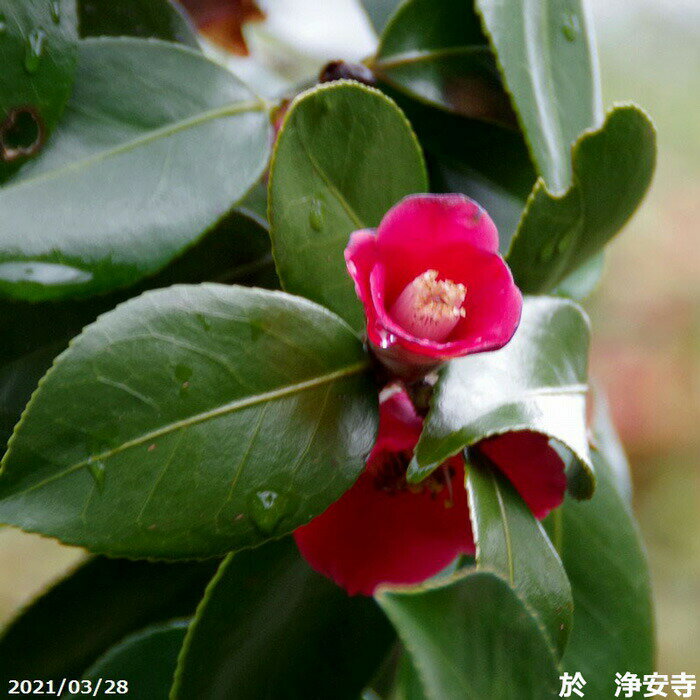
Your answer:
390,269 -> 467,343
410,269 -> 466,323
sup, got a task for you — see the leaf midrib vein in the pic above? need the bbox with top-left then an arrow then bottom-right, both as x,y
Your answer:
374,45 -> 490,71
5,100 -> 265,192
11,361 -> 368,496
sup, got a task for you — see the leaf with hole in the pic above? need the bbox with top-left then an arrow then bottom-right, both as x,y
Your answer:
0,285 -> 377,558
412,296 -> 594,498
269,81 -> 427,331
0,37 -> 271,302
506,105 -> 655,294
172,538 -> 394,699
0,0 -> 78,180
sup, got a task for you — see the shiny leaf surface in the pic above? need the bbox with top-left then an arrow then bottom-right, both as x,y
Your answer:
376,571 -> 561,700
71,621 -> 188,700
78,0 -> 199,47
474,0 -> 602,193
373,0 -> 513,126
413,297 -> 593,497
507,105 -> 655,294
0,285 -> 377,558
466,461 -> 572,657
269,81 -> 427,331
0,37 -> 271,302
173,538 -> 394,699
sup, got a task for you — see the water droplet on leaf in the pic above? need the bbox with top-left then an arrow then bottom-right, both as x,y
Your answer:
538,239 -> 557,262
25,29 -> 47,74
50,1 -> 61,23
309,199 -> 324,231
196,313 -> 211,331
557,232 -> 574,253
0,14 -> 7,34
247,489 -> 299,535
561,13 -> 580,41
87,460 -> 106,491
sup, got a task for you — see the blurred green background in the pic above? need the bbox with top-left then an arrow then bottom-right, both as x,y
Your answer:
1,0 -> 698,679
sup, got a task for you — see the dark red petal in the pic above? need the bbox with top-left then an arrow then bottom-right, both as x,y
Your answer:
478,431 -> 567,519
294,459 -> 474,596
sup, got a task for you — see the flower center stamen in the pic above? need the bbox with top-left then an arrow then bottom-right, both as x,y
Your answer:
390,269 -> 466,342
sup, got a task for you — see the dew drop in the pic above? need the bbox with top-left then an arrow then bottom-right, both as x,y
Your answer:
195,313 -> 211,331
50,1 -> 61,24
538,239 -> 557,262
87,460 -> 106,491
0,261 -> 92,286
309,199 -> 324,231
247,489 -> 299,535
0,14 -> 7,34
25,29 -> 47,74
174,364 -> 193,382
561,13 -> 580,42
557,232 -> 574,253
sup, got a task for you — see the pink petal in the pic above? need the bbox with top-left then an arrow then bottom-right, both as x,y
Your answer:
478,431 -> 567,519
376,194 -> 500,303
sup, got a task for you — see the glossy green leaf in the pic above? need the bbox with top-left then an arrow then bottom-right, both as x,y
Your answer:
466,461 -> 572,657
70,621 -> 188,700
78,0 -> 199,47
412,297 -> 594,498
0,285 -> 377,558
0,37 -> 271,302
474,0 -> 602,193
551,252 -> 605,301
0,557 -> 217,683
173,538 -> 394,699
551,416 -> 654,694
376,571 -> 560,700
388,654 -> 427,700
0,0 -> 77,180
0,208 -> 277,458
507,105 -> 656,294
269,81 -> 427,331
373,0 -> 513,126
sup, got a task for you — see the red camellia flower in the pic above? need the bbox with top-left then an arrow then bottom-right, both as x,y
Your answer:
345,194 -> 522,378
294,388 -> 567,596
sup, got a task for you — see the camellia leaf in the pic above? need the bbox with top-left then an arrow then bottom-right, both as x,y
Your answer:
0,208 -> 277,458
0,557 -> 217,683
474,0 -> 603,193
0,285 -> 377,558
550,252 -> 605,301
361,0 -> 402,34
466,461 -> 572,657
78,0 -> 199,47
69,621 -> 189,700
376,570 -> 561,700
506,105 -> 656,294
0,37 -> 271,302
412,296 -> 594,498
172,538 -> 394,699
0,0 -> 78,180
550,413 -> 654,695
372,0 -> 513,127
269,80 -> 428,332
